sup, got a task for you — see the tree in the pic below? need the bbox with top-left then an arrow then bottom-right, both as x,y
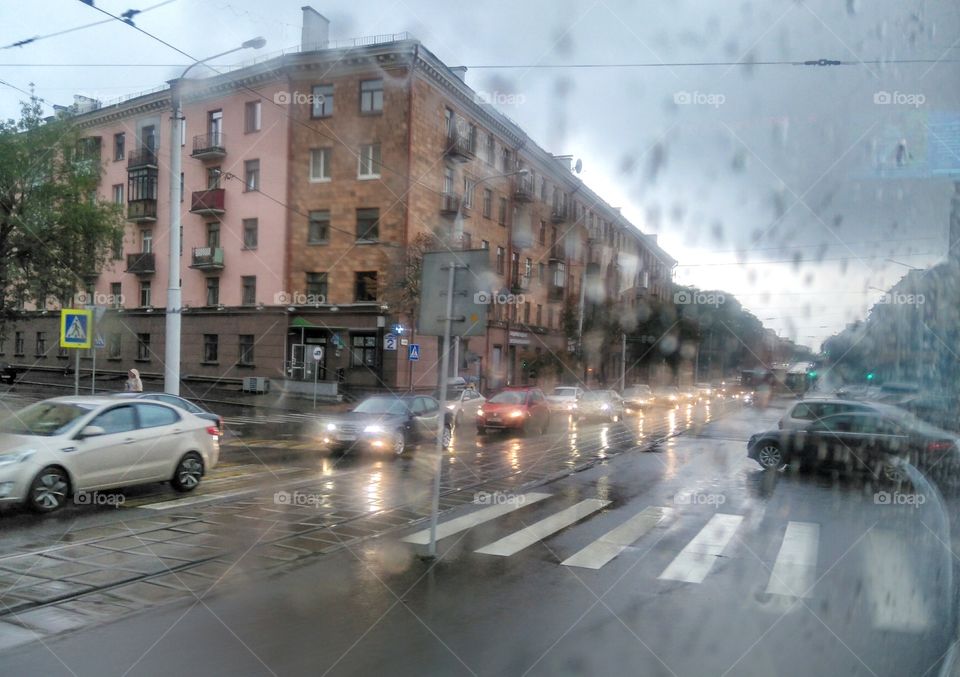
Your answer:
0,92 -> 123,322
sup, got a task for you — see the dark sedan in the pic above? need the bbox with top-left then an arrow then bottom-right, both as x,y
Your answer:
316,394 -> 453,456
748,410 -> 960,481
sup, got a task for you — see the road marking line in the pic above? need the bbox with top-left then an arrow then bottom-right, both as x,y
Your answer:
863,529 -> 932,632
562,506 -> 673,569
765,521 -> 819,597
475,498 -> 610,557
401,493 -> 552,545
658,513 -> 743,583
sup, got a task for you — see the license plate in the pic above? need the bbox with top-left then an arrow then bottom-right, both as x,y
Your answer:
490,413 -> 500,419
336,433 -> 357,442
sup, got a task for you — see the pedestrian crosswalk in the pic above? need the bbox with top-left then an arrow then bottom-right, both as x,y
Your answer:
658,513 -> 744,584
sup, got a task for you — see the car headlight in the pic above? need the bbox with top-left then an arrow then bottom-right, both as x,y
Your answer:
0,449 -> 36,467
446,403 -> 457,410
509,410 -> 525,418
364,424 -> 384,434
477,408 -> 485,416
600,403 -> 610,410
325,423 -> 337,432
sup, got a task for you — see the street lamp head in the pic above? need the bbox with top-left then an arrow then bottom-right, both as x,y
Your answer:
242,37 -> 267,50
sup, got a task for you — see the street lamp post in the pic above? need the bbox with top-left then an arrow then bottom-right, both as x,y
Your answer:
164,37 -> 265,395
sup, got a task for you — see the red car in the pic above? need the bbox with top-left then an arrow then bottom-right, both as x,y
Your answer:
476,386 -> 551,435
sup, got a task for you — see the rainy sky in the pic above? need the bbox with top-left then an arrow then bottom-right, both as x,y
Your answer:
3,0 -> 959,348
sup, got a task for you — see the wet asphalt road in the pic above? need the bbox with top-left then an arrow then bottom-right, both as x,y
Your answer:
1,399 -> 956,676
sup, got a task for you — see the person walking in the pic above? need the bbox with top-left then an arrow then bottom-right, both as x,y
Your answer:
125,368 -> 143,392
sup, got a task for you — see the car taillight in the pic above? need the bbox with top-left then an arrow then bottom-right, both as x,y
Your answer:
206,425 -> 220,437
927,440 -> 954,452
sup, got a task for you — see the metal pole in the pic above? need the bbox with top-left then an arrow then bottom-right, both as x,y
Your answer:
165,81 -> 183,396
427,261 -> 457,558
620,332 -> 626,391
91,345 -> 96,394
73,350 -> 80,396
313,356 -> 318,409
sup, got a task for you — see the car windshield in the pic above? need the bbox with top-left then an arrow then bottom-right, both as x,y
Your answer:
434,390 -> 464,402
0,402 -> 93,436
552,388 -> 579,397
581,391 -> 611,401
489,391 -> 527,404
352,398 -> 409,416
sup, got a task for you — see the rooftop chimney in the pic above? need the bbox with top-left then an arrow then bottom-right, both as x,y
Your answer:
301,6 -> 330,52
450,66 -> 467,81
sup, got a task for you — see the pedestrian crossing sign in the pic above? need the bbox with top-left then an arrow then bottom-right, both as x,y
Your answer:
60,309 -> 93,349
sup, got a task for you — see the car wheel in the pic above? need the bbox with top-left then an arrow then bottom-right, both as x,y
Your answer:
171,452 -> 204,492
28,467 -> 70,513
393,432 -> 407,456
756,444 -> 783,470
442,425 -> 453,450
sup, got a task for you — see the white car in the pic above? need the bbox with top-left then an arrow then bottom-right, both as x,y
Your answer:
0,396 -> 220,513
440,388 -> 486,428
547,386 -> 583,411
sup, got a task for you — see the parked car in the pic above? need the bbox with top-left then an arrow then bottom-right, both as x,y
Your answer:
318,394 -> 452,456
748,410 -> 959,480
622,384 -> 654,412
576,389 -> 625,422
546,386 -> 583,412
0,396 -> 220,513
779,398 -> 883,430
477,386 -> 550,435
111,392 -> 224,435
437,387 -> 486,428
0,362 -> 20,385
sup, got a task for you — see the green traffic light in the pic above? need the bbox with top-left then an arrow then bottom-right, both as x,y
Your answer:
866,372 -> 874,380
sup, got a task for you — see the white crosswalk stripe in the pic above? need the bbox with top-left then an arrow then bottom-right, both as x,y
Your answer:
401,492 -> 552,545
562,506 -> 673,569
475,499 -> 610,557
765,521 -> 819,597
862,529 -> 932,633
658,513 -> 743,583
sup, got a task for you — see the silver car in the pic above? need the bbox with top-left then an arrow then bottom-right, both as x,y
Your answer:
0,396 -> 220,513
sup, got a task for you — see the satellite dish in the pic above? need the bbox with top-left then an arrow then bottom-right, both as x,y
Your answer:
574,158 -> 583,174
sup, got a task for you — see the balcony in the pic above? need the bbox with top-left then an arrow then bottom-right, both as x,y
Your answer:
190,188 -> 225,215
126,252 -> 155,275
550,204 -> 568,223
548,285 -> 566,302
444,130 -> 475,162
190,246 -> 225,271
440,192 -> 461,215
127,148 -> 158,170
191,133 -> 227,160
548,243 -> 566,261
513,174 -> 534,202
127,198 -> 157,223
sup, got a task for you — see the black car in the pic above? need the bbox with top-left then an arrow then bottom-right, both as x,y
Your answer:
748,410 -> 959,481
111,392 -> 224,435
0,362 -> 20,385
318,394 -> 453,456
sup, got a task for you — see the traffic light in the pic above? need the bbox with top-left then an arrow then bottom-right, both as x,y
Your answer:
866,372 -> 875,381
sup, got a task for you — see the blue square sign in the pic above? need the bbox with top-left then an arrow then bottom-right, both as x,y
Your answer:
408,344 -> 420,361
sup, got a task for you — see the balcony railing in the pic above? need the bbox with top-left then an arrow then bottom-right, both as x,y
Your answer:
127,198 -> 157,223
126,252 -> 155,275
190,188 -> 226,215
127,148 -> 158,170
548,243 -> 565,261
191,132 -> 227,160
550,203 -> 568,223
190,246 -> 225,270
444,130 -> 475,162
513,174 -> 534,202
548,284 -> 566,301
440,192 -> 461,215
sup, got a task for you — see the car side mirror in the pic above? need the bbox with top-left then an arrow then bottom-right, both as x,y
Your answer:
78,425 -> 106,439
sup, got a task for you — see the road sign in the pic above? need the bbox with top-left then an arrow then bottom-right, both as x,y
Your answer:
417,249 -> 492,337
384,333 -> 398,351
94,334 -> 106,349
312,346 -> 324,362
408,344 -> 420,361
60,309 -> 92,349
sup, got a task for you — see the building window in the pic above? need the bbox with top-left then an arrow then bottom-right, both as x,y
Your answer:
354,271 -> 378,302
536,304 -> 542,326
306,272 -> 328,300
482,188 -> 493,218
496,246 -> 505,275
308,210 -> 330,244
141,229 -> 153,253
14,332 -> 24,356
203,334 -> 219,363
207,166 -> 221,189
113,132 -> 125,161
442,165 -> 454,194
351,334 -> 377,367
244,101 -> 261,133
360,79 -> 384,113
498,197 -> 508,225
511,251 -> 520,280
35,332 -> 47,356
244,159 -> 260,191
110,282 -> 122,306
538,220 -> 546,245
238,335 -> 255,365
553,261 -> 567,288
444,108 -> 454,137
501,147 -> 512,173
206,222 -> 220,247
243,218 -> 258,248
208,109 -> 223,142
523,302 -> 530,324
206,278 -> 220,306
481,239 -> 489,250
485,134 -> 495,164
538,262 -> 545,283
311,84 -> 333,117
310,147 -> 331,181
356,208 -> 379,242
108,333 -> 121,359
241,276 -> 256,305
463,177 -> 475,208
112,184 -> 124,204
525,257 -> 532,279
540,177 -> 547,202
139,280 -> 151,307
136,333 -> 150,361
468,123 -> 477,152
357,143 -> 381,178
547,307 -> 554,329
